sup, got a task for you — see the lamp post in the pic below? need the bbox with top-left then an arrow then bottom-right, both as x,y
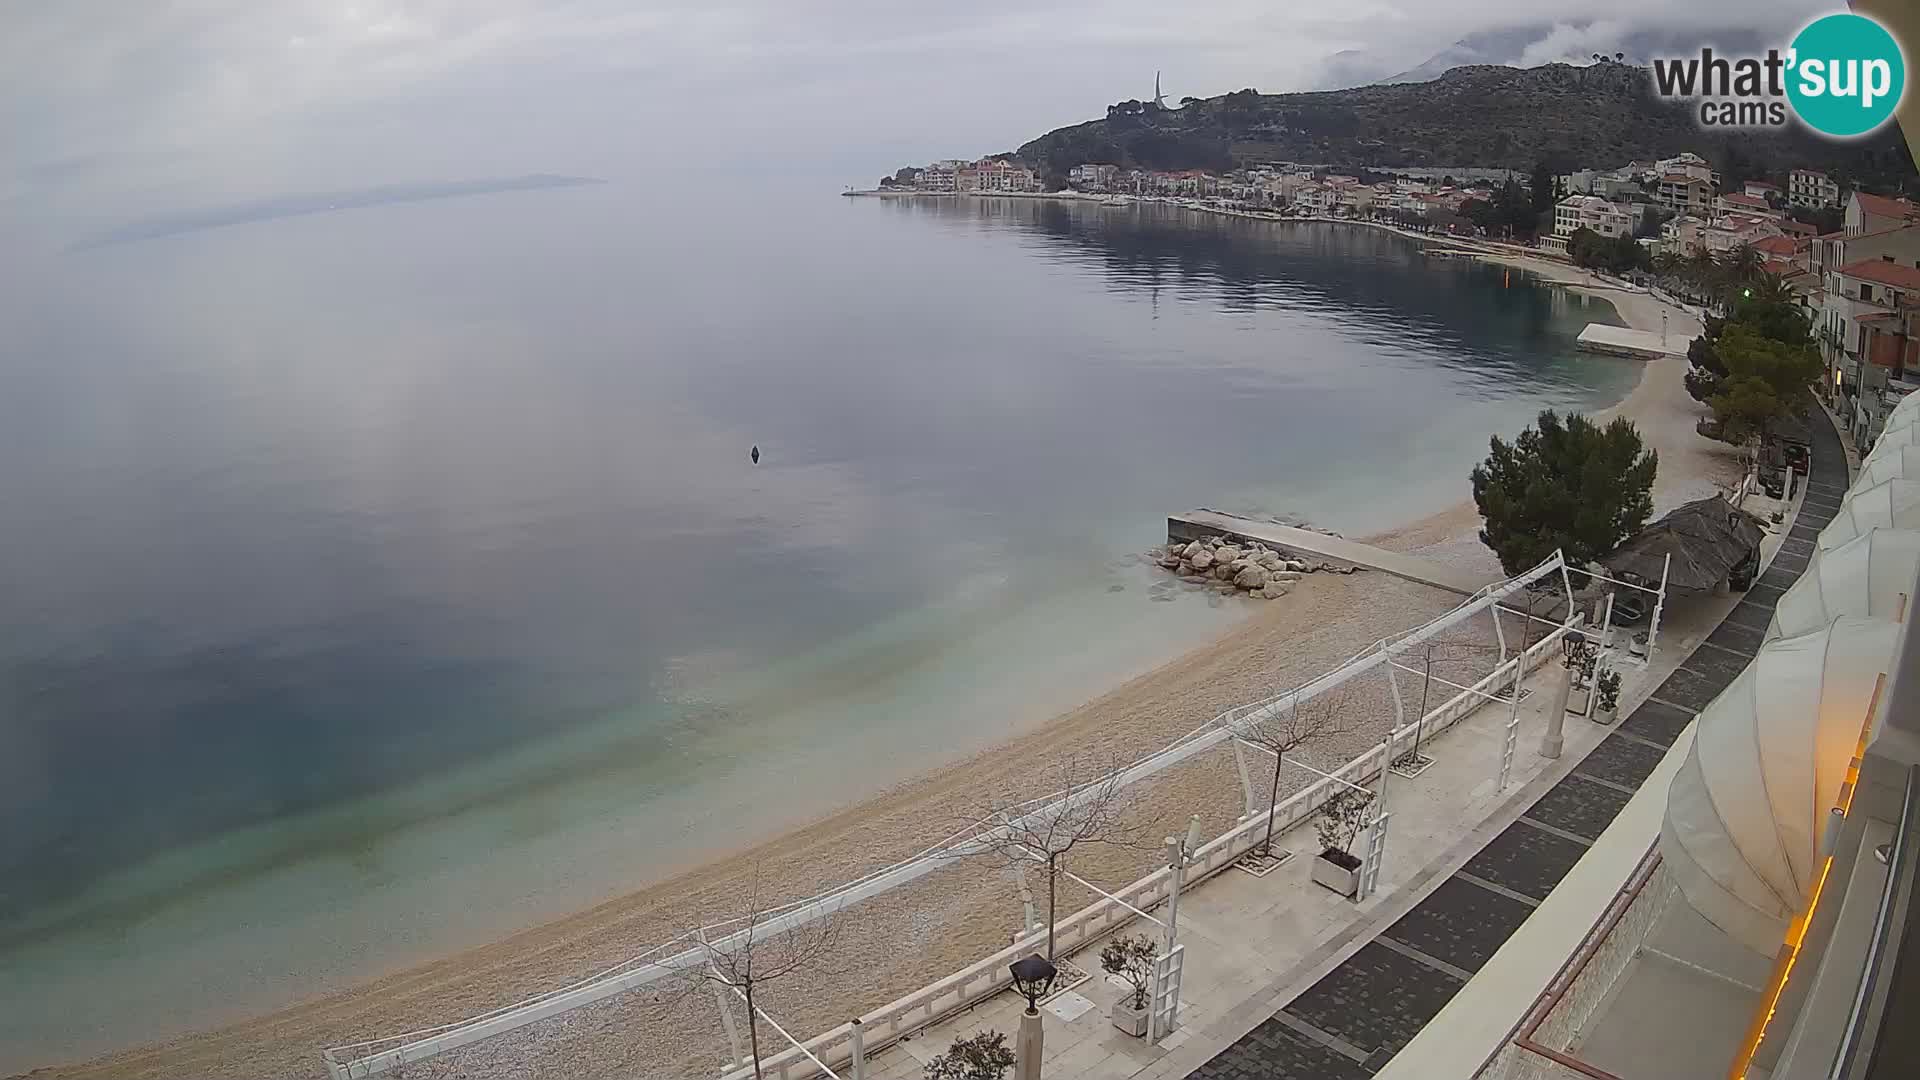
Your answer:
1545,630 -> 1586,759
1009,954 -> 1058,1080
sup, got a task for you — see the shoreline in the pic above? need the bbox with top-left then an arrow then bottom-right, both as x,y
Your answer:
22,205 -> 1734,1080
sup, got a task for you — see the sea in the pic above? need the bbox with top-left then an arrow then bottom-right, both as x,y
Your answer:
0,184 -> 1635,1070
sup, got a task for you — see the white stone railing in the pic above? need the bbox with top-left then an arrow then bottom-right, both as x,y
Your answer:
724,625 -> 1575,1080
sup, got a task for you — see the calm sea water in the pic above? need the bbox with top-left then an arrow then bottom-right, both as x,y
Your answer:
0,185 -> 1633,1067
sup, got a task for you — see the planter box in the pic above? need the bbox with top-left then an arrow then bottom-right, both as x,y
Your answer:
1311,850 -> 1361,898
1567,686 -> 1592,715
1111,998 -> 1150,1037
1594,705 -> 1618,725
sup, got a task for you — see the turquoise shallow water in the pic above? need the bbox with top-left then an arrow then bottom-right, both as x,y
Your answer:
0,187 -> 1633,1067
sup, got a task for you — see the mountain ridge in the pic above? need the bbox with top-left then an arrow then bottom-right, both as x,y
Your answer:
1015,61 -> 1914,186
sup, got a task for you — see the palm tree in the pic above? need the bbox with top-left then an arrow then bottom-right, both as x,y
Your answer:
1685,247 -> 1720,301
1727,243 -> 1763,283
1748,271 -> 1795,306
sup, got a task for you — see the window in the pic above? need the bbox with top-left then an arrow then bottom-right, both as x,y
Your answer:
1862,284 -> 1876,302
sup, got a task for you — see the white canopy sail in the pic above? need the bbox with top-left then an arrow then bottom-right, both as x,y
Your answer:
1661,617 -> 1895,955
1854,445 -> 1920,489
1768,529 -> 1920,639
1863,422 -> 1920,464
1817,478 -> 1920,551
1883,388 -> 1920,430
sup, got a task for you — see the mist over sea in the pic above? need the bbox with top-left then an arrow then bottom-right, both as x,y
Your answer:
0,183 -> 1633,1068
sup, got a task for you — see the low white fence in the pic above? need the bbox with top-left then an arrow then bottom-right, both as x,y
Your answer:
723,623 -> 1576,1080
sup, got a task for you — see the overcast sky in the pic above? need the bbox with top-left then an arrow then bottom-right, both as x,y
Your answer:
1,1 -> 1830,231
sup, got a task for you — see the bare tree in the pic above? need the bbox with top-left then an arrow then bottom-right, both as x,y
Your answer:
963,756 -> 1147,963
683,866 -> 843,1079
1231,687 -> 1364,857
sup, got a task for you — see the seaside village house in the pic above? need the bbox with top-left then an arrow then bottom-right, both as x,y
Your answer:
1791,167 -> 1843,210
1811,192 -> 1920,449
1543,194 -> 1633,254
909,158 -> 1040,194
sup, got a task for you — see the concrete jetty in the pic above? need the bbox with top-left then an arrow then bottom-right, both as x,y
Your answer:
1167,509 -> 1492,596
1576,322 -> 1682,359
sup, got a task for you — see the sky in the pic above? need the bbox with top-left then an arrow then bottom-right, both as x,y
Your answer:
0,1 -> 1831,239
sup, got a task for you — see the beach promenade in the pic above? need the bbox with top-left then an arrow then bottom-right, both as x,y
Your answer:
843,418 -> 1828,1080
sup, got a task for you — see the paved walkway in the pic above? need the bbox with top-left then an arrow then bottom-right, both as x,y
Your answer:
1168,511 -> 1490,596
1180,399 -> 1847,1079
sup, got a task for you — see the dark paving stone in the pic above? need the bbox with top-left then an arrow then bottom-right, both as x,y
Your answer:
1805,480 -> 1847,498
1463,820 -> 1590,902
1706,618 -> 1767,656
1527,774 -> 1633,842
1383,876 -> 1537,974
1803,491 -> 1843,509
1576,733 -> 1671,789
1789,522 -> 1822,542
1623,697 -> 1695,746
1769,549 -> 1811,574
1657,659 -> 1744,710
1753,565 -> 1799,590
1780,537 -> 1817,560
1189,1015 -> 1373,1080
1725,600 -> 1777,631
1283,942 -> 1461,1059
1746,581 -> 1789,603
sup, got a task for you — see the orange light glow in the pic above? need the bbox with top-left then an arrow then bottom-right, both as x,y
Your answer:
1725,674 -> 1883,1079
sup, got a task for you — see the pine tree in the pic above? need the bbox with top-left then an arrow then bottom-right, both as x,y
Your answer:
1471,410 -> 1658,576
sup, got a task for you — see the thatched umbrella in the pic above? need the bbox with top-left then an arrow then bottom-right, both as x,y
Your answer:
1603,495 -> 1765,594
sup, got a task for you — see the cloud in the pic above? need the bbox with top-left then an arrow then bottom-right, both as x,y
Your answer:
0,0 -> 1829,221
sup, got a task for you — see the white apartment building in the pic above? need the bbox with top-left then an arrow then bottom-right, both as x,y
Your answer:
1790,168 -> 1842,210
1066,163 -> 1117,190
1656,174 -> 1715,216
1552,194 -> 1632,239
1655,152 -> 1716,183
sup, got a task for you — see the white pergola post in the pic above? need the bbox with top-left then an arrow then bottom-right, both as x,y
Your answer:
1359,734 -> 1393,899
1490,602 -> 1508,666
1232,740 -> 1258,819
1646,553 -> 1672,659
1498,647 -> 1524,790
849,1019 -> 866,1080
1014,864 -> 1038,938
1384,642 -> 1407,764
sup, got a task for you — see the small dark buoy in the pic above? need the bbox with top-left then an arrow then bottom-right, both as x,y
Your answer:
750,445 -> 760,464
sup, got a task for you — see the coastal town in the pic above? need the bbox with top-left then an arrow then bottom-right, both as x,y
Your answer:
870,150 -> 1920,465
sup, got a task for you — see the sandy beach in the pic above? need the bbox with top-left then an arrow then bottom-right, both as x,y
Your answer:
15,223 -> 1741,1080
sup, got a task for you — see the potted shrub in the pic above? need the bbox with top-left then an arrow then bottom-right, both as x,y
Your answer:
925,1030 -> 1016,1080
1099,934 -> 1158,1037
1565,639 -> 1597,714
1310,788 -> 1375,898
1594,669 -> 1622,724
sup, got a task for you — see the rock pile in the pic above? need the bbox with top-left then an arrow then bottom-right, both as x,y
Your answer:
1151,534 -> 1356,600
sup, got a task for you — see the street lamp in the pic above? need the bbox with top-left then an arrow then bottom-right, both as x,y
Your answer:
1008,954 -> 1058,1080
1008,954 -> 1058,1010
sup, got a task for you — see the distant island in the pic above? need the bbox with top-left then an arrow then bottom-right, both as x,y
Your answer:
79,174 -> 605,248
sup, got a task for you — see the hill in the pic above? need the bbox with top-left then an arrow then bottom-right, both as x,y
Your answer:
1016,62 -> 1914,189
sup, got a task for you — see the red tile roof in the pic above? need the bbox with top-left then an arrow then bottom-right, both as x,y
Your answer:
1855,192 -> 1918,221
1751,235 -> 1801,256
1839,258 -> 1920,290
1780,219 -> 1817,235
1720,193 -> 1771,210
